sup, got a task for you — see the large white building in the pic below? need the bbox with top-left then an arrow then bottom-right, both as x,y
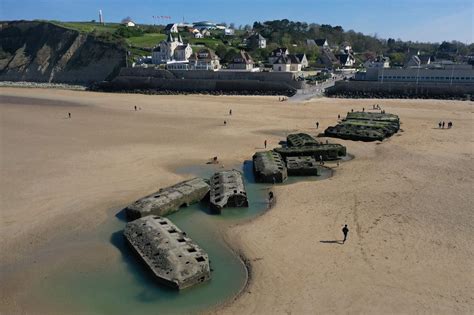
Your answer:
152,33 -> 192,65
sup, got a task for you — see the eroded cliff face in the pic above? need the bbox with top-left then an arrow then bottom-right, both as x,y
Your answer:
0,21 -> 125,85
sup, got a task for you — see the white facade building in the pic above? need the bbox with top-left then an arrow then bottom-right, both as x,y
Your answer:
152,33 -> 192,65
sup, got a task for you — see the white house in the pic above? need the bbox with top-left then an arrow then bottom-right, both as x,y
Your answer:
337,53 -> 356,67
405,54 -> 433,68
295,53 -> 309,68
228,50 -> 254,70
364,56 -> 390,69
188,48 -> 221,70
224,28 -> 235,36
152,33 -> 192,64
247,33 -> 266,49
122,19 -> 136,27
194,32 -> 204,38
314,38 -> 329,48
273,55 -> 302,72
268,47 -> 289,64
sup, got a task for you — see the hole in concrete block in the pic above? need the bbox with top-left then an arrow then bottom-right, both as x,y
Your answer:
187,248 -> 197,253
159,221 -> 167,225
177,238 -> 185,243
154,195 -> 161,198
153,216 -> 160,219
168,229 -> 177,233
195,256 -> 205,262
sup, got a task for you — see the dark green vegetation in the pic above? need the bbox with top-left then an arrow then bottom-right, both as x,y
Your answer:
325,111 -> 401,142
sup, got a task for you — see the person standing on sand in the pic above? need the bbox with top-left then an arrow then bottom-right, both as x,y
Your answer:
224,120 -> 227,126
229,109 -> 232,116
264,140 -> 267,149
438,121 -> 442,128
68,112 -> 71,119
442,121 -> 445,128
316,121 -> 319,129
134,106 -> 137,111
342,225 -> 349,243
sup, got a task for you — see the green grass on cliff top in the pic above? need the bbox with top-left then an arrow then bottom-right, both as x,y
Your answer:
127,33 -> 166,48
51,21 -> 120,33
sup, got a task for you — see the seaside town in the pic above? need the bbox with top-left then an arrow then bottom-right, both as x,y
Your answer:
1,2 -> 473,315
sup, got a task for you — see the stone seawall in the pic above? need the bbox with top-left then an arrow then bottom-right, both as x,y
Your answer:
326,81 -> 474,100
95,67 -> 302,96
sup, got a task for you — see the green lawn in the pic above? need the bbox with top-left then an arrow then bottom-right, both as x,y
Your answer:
188,38 -> 223,50
127,33 -> 166,48
51,21 -> 120,34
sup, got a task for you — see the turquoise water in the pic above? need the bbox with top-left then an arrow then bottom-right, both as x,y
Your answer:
31,160 -> 339,314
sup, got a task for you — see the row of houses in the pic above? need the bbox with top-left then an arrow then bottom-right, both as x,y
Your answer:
150,32 -> 311,72
164,22 -> 235,39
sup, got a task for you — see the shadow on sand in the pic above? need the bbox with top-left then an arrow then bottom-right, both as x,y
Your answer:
320,240 -> 344,245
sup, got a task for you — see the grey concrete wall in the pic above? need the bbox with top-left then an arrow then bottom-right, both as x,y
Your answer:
104,76 -> 298,94
327,81 -> 474,97
117,67 -> 303,89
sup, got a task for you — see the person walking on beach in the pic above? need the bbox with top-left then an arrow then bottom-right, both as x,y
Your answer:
134,106 -> 137,111
448,121 -> 452,129
338,114 -> 341,119
68,112 -> 71,119
264,140 -> 267,149
438,121 -> 442,128
316,121 -> 319,129
224,120 -> 227,126
342,224 -> 349,243
442,121 -> 445,128
229,109 -> 232,116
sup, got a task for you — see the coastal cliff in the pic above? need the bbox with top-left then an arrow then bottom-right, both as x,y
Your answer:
0,21 -> 125,85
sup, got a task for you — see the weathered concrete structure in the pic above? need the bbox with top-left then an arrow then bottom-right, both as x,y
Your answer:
124,216 -> 211,290
252,151 -> 288,183
325,111 -> 401,142
125,178 -> 210,220
209,170 -> 248,213
286,156 -> 319,176
275,143 -> 346,160
326,81 -> 474,100
94,67 -> 301,96
287,133 -> 319,147
346,111 -> 400,125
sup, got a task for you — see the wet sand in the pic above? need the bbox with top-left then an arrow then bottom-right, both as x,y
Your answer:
1,88 -> 473,314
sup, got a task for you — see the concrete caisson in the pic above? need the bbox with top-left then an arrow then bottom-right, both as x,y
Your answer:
252,151 -> 288,183
209,170 -> 249,213
274,143 -> 347,161
125,178 -> 210,220
324,111 -> 401,142
124,215 -> 211,290
286,133 -> 320,147
286,156 -> 319,176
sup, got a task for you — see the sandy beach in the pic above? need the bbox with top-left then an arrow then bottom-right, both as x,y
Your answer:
1,88 -> 473,314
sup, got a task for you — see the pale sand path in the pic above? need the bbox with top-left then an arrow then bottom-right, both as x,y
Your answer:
0,88 -> 473,314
